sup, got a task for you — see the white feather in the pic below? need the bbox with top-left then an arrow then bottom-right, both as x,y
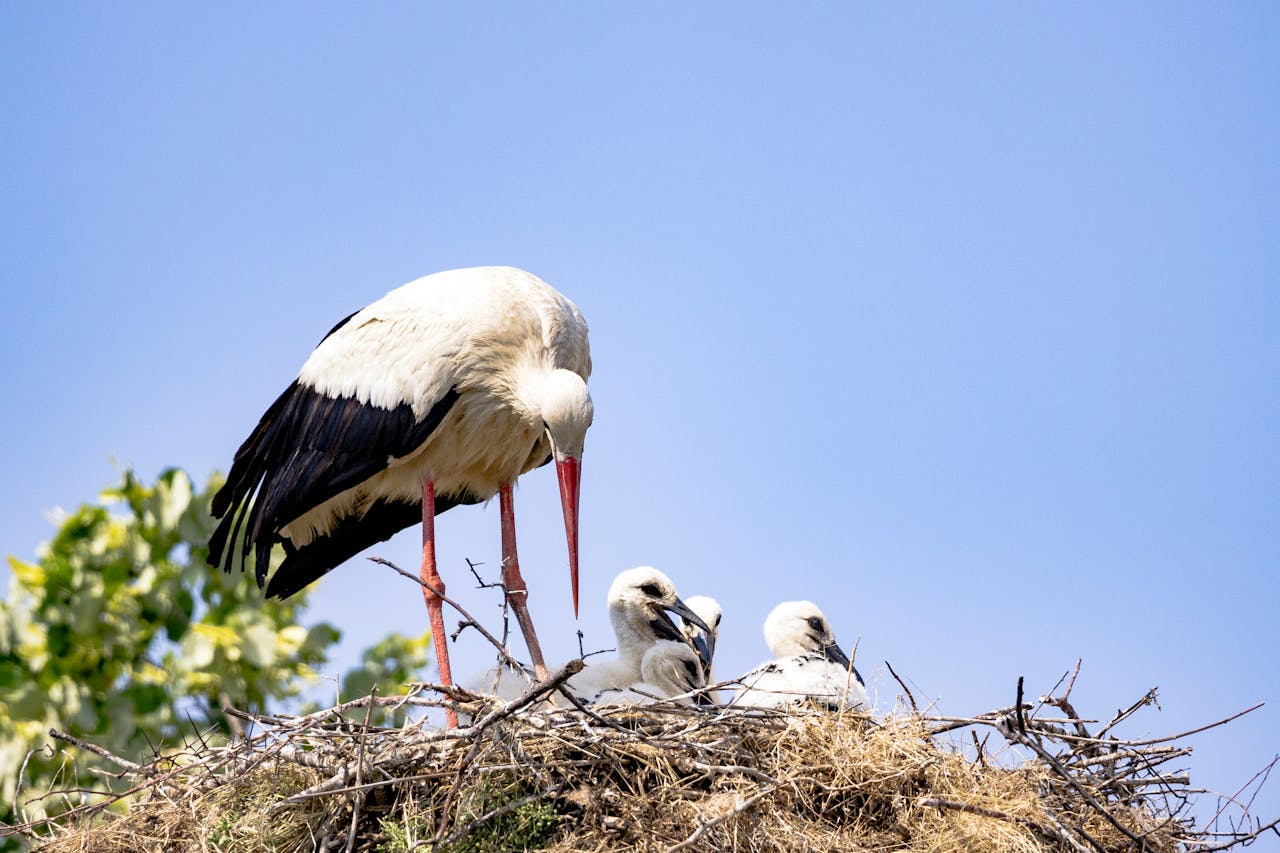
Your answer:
470,567 -> 699,705
731,601 -> 869,711
564,567 -> 692,697
590,641 -> 707,705
279,265 -> 591,547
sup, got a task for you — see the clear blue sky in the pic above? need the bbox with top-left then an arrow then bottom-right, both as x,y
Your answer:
3,3 -> 1277,840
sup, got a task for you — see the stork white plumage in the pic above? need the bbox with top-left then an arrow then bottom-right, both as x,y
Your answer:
562,567 -> 711,700
731,601 -> 869,712
208,266 -> 592,727
589,640 -> 710,706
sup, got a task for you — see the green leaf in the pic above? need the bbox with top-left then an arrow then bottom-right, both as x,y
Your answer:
126,684 -> 167,715
0,467 -> 379,832
166,588 -> 195,641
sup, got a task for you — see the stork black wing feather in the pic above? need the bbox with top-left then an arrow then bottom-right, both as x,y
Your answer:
207,380 -> 461,589
263,492 -> 473,600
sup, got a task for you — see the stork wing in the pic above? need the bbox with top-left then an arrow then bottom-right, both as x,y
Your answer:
208,308 -> 462,589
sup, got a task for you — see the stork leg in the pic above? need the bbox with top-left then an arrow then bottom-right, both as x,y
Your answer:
499,482 -> 549,681
419,475 -> 459,729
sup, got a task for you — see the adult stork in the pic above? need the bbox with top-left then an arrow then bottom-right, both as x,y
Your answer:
207,266 -> 592,726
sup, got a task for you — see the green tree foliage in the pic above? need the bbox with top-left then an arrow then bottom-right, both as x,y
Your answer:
0,468 -> 431,842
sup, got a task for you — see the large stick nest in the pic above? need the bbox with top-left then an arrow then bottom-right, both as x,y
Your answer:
11,663 -> 1278,852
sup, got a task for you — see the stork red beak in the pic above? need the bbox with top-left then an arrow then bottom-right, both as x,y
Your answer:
555,454 -> 581,616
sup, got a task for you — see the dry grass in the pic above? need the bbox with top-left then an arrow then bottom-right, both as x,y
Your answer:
11,662 -> 1273,853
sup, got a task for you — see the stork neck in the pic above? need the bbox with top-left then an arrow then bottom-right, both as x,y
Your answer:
609,603 -> 653,669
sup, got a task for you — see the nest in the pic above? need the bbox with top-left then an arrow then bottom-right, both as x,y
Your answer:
11,662 -> 1277,852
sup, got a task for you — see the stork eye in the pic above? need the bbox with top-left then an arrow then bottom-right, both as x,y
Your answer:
682,659 -> 699,683
807,617 -> 823,631
640,582 -> 662,597
714,614 -> 722,627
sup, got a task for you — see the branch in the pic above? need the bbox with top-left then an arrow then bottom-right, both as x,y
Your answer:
369,556 -> 531,679
47,730 -> 149,777
885,659 -> 917,713
664,784 -> 781,853
996,715 -> 1145,848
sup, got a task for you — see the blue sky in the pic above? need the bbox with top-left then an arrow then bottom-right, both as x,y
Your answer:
3,3 -> 1278,839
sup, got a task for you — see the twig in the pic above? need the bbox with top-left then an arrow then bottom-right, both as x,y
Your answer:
1186,816 -> 1280,852
996,715 -> 1145,848
218,691 -> 245,740
226,691 -> 466,730
885,659 -> 917,713
369,556 -> 531,678
1062,658 -> 1082,700
1122,702 -> 1263,746
1207,754 -> 1280,831
466,556 -> 514,652
971,730 -> 988,767
1041,660 -> 1095,749
664,784 -> 781,853
47,730 -> 149,776
467,660 -> 584,730
465,557 -> 501,589
1096,688 -> 1160,739
1015,677 -> 1027,736
925,705 -> 1031,734
344,686 -> 377,853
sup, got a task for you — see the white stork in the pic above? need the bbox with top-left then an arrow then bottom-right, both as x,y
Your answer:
589,640 -> 711,706
475,566 -> 712,705
207,266 -> 592,727
731,601 -> 869,712
562,567 -> 711,699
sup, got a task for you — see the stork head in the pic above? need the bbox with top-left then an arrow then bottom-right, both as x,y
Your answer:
539,368 -> 593,616
607,567 -> 711,664
763,600 -> 851,668
640,640 -> 714,706
680,595 -> 723,679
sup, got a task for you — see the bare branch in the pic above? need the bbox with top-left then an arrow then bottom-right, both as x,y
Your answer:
885,659 -> 917,713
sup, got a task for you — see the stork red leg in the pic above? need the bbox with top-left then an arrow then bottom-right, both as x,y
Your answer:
499,482 -> 549,681
420,475 -> 459,728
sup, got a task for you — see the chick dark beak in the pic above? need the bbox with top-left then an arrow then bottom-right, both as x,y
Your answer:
690,631 -> 716,676
823,641 -> 851,668
666,596 -> 712,636
822,641 -> 865,686
648,597 -> 714,664
647,611 -> 685,643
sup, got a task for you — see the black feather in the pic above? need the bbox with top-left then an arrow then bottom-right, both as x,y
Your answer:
263,492 -> 477,600
208,380 -> 462,589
